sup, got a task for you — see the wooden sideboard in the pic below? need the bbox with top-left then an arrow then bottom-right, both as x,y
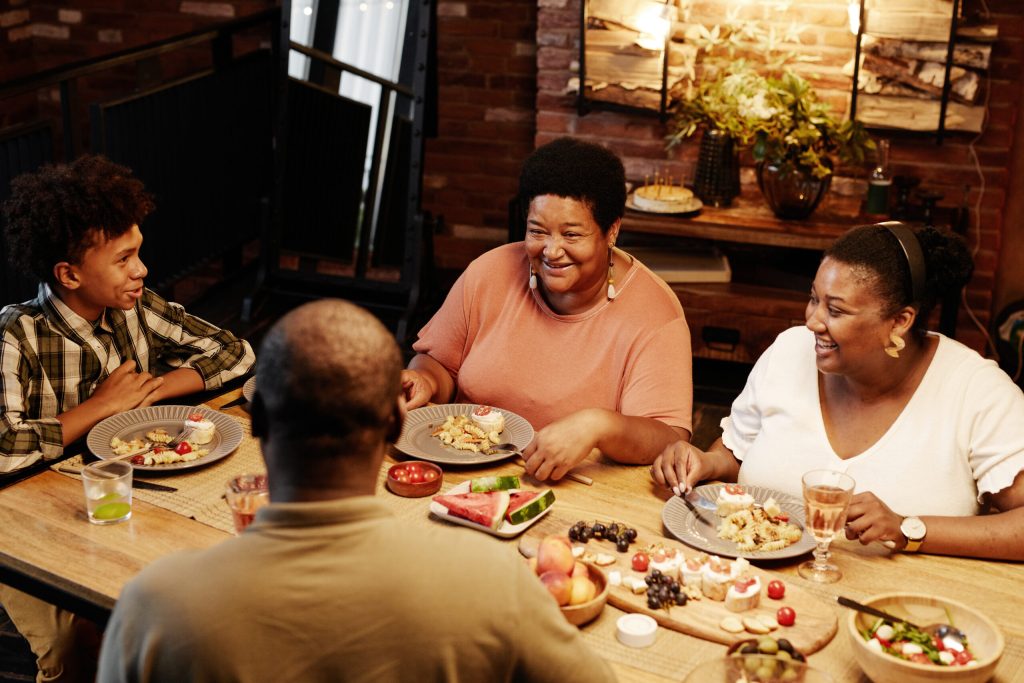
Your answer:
621,192 -> 865,364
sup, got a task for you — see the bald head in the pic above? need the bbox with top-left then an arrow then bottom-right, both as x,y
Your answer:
254,299 -> 402,453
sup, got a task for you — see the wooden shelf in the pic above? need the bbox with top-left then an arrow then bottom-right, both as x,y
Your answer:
621,195 -> 867,361
622,192 -> 865,250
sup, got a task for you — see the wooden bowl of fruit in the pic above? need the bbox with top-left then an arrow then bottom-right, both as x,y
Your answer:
559,563 -> 609,626
386,461 -> 442,497
530,535 -> 609,626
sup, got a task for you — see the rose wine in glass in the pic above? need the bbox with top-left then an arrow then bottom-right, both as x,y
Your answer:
799,470 -> 855,583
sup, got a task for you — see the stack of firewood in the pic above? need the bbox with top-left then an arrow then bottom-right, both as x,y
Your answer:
853,0 -> 995,132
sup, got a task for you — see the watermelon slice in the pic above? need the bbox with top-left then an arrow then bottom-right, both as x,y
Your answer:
432,491 -> 510,529
469,475 -> 520,493
506,489 -> 555,524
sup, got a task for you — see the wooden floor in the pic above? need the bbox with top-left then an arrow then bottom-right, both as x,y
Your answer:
0,266 -> 735,678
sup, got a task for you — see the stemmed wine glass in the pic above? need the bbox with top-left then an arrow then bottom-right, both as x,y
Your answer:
799,469 -> 856,583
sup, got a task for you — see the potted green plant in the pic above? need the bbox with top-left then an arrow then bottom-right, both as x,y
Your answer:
666,11 -> 873,218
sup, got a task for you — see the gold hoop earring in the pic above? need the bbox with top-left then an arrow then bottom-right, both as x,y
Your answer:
885,331 -> 906,358
528,265 -> 537,291
606,246 -> 617,300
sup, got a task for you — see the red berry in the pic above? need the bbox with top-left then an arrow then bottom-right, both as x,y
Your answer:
631,552 -> 650,572
174,441 -> 192,455
777,606 -> 796,626
767,580 -> 786,599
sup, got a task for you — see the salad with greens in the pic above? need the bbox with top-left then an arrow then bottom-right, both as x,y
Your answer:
861,618 -> 976,667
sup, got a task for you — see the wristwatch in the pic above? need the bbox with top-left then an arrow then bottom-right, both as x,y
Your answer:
900,516 -> 927,552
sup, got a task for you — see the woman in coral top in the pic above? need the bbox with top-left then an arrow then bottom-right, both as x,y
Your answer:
403,137 -> 693,481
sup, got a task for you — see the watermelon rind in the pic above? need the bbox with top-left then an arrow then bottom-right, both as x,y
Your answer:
432,491 -> 510,530
506,488 -> 555,525
469,475 -> 520,493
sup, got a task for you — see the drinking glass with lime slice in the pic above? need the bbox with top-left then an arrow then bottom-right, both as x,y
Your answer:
82,460 -> 133,525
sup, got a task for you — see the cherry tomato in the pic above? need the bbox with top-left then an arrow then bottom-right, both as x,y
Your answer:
130,455 -> 144,465
767,580 -> 786,599
152,447 -> 166,453
473,405 -> 493,416
954,650 -> 974,666
776,606 -> 796,626
406,462 -> 423,474
774,513 -> 790,523
631,552 -> 650,572
394,472 -> 410,484
408,469 -> 425,483
174,441 -> 192,455
909,653 -> 931,665
724,484 -> 745,495
423,469 -> 439,482
187,411 -> 204,422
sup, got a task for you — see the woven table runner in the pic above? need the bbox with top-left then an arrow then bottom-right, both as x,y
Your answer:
53,417 -> 266,534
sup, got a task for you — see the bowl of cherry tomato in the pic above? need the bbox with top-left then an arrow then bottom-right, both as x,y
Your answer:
386,461 -> 443,497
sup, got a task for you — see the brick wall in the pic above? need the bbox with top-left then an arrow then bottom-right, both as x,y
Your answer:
422,0 -> 539,263
525,0 -> 1022,353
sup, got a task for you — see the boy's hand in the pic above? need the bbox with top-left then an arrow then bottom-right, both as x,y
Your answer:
91,360 -> 165,415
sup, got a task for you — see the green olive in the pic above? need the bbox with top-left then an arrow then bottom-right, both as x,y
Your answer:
757,637 -> 779,654
755,664 -> 776,680
780,667 -> 799,682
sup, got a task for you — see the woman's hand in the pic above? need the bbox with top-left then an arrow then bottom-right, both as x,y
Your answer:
650,441 -> 716,495
521,411 -> 601,481
844,491 -> 905,548
400,369 -> 436,410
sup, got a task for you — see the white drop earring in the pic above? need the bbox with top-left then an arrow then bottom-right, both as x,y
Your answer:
529,265 -> 537,291
606,246 -> 617,300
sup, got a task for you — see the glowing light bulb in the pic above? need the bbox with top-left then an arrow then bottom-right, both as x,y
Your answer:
303,6 -> 312,16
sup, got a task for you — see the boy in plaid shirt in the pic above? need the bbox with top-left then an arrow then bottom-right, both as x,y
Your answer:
0,155 -> 255,681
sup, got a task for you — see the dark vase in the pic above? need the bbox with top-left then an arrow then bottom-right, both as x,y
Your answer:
693,128 -> 740,207
756,158 -> 832,220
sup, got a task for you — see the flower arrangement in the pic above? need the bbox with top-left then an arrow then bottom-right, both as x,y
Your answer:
666,7 -> 873,179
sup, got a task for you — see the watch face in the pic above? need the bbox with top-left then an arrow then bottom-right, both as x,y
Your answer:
901,517 -> 927,540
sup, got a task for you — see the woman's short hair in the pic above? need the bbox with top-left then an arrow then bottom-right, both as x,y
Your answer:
824,222 -> 974,330
517,137 -> 626,232
2,155 -> 154,283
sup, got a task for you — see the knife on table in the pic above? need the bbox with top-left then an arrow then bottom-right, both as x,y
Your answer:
58,466 -> 179,492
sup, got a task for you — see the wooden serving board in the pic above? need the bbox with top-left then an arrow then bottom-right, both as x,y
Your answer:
518,510 -> 837,655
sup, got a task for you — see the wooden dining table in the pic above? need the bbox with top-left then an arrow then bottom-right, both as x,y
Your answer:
1,388 -> 1022,682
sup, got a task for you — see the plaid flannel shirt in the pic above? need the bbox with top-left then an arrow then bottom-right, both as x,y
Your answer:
0,283 -> 255,472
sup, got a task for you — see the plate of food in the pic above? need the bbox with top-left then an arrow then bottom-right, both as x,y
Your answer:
87,405 -> 244,472
395,403 -> 534,465
242,376 -> 257,403
429,477 -> 555,538
662,483 -> 815,560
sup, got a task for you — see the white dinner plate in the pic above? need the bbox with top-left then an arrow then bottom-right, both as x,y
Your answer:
626,193 -> 703,215
662,483 -> 815,560
396,403 -> 534,465
87,405 -> 243,472
242,376 -> 257,403
429,480 -> 554,538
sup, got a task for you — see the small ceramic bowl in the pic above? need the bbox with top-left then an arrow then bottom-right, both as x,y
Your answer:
847,592 -> 1004,683
684,656 -> 834,682
560,563 -> 609,626
386,461 -> 443,497
727,636 -> 807,663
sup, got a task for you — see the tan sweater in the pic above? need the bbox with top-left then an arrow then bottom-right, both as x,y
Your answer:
413,243 -> 693,433
97,496 -> 615,683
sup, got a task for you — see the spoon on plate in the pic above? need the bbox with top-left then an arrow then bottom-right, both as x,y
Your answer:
488,443 -> 593,486
837,596 -> 968,650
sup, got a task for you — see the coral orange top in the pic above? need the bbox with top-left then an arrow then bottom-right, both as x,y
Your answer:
413,243 -> 693,433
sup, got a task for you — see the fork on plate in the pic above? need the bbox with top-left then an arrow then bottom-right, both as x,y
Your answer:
112,425 -> 196,462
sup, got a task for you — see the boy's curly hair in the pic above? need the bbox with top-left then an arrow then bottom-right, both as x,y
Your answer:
2,155 -> 155,283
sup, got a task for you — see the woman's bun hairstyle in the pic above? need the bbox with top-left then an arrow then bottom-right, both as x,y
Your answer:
825,222 -> 973,331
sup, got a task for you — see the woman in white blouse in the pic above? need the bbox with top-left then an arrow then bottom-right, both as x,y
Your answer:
651,222 -> 1024,560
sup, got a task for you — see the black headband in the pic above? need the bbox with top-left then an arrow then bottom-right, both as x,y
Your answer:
879,221 -> 926,303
